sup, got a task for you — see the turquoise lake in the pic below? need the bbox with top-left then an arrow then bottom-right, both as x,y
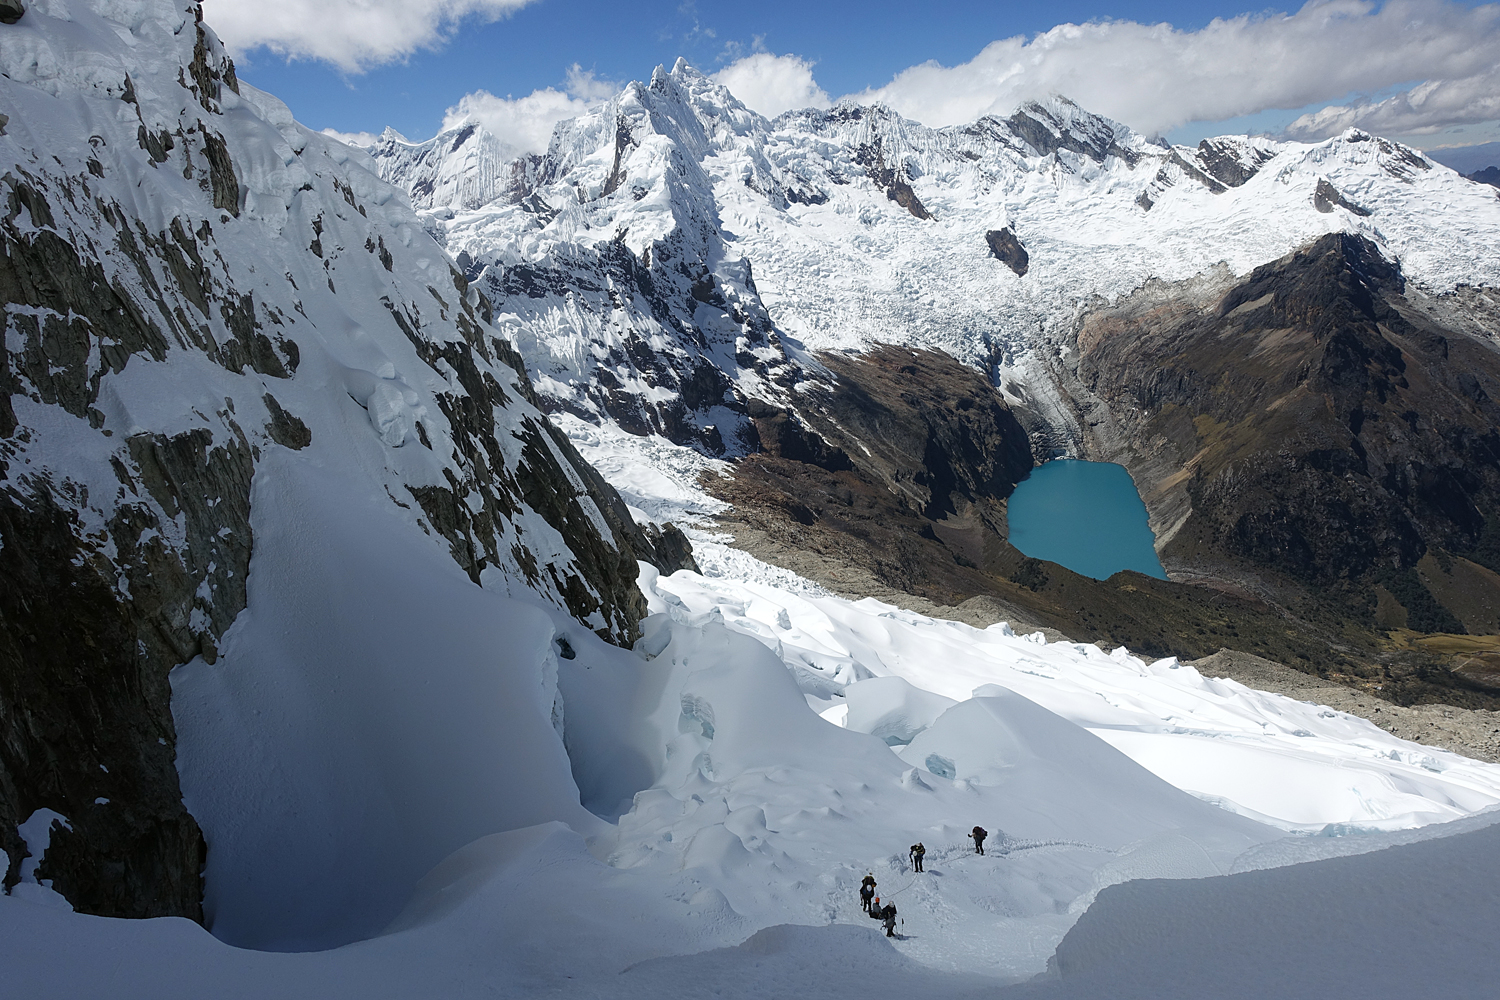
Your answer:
1007,460 -> 1167,581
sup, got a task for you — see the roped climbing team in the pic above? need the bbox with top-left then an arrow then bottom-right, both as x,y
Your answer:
859,825 -> 993,939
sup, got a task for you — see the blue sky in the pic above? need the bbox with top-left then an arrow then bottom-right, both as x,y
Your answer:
227,2 -> 1225,137
206,0 -> 1500,152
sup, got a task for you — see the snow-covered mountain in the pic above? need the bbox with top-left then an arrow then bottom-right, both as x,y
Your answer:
368,59 -> 1500,457
0,0 -> 688,925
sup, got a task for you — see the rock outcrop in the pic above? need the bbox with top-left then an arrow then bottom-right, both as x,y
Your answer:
985,228 -> 1029,276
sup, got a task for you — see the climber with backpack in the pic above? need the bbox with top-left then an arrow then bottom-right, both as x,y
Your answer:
860,873 -> 877,912
909,842 -> 926,872
970,825 -> 987,855
880,900 -> 898,938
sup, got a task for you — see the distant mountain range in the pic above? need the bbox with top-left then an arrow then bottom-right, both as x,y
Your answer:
1424,141 -> 1500,176
362,61 -> 1500,682
1467,165 -> 1500,188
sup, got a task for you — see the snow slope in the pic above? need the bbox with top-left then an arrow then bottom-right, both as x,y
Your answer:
6,563 -> 1500,993
643,565 -> 1500,835
7,814 -> 1499,999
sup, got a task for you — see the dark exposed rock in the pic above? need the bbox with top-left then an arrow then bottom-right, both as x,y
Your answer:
201,131 -> 239,217
1168,150 -> 1226,195
0,491 -> 205,919
0,0 -> 24,25
262,393 -> 311,449
636,520 -> 699,576
187,23 -> 231,110
601,115 -> 636,198
1195,138 -> 1274,188
985,228 -> 1029,276
0,414 -> 256,919
854,141 -> 933,221
1005,100 -> 1139,166
711,346 -> 1033,603
1070,232 -> 1500,645
1313,178 -> 1371,216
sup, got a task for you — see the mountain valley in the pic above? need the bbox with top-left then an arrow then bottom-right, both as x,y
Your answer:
367,61 -> 1500,709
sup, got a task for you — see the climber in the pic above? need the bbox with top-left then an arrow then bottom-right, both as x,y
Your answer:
868,896 -> 883,920
970,825 -> 987,855
880,900 -> 898,938
909,842 -> 926,872
860,873 -> 877,912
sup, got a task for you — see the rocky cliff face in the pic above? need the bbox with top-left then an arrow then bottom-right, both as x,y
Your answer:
379,65 -> 805,457
1,0 -> 676,920
708,346 -> 1033,603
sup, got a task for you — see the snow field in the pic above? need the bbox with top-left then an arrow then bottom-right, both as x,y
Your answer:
644,564 -> 1500,834
8,539 -> 1500,996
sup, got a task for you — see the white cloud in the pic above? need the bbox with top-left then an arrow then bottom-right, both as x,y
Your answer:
320,128 -> 383,149
844,0 -> 1500,139
202,0 -> 535,73
713,53 -> 831,118
562,65 -> 619,103
440,65 -> 619,159
1285,67 -> 1500,139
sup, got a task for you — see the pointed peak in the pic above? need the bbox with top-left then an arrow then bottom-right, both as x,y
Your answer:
1005,94 -> 1143,163
1014,94 -> 1127,136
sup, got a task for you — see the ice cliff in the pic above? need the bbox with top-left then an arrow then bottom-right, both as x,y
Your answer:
0,0 -> 684,922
